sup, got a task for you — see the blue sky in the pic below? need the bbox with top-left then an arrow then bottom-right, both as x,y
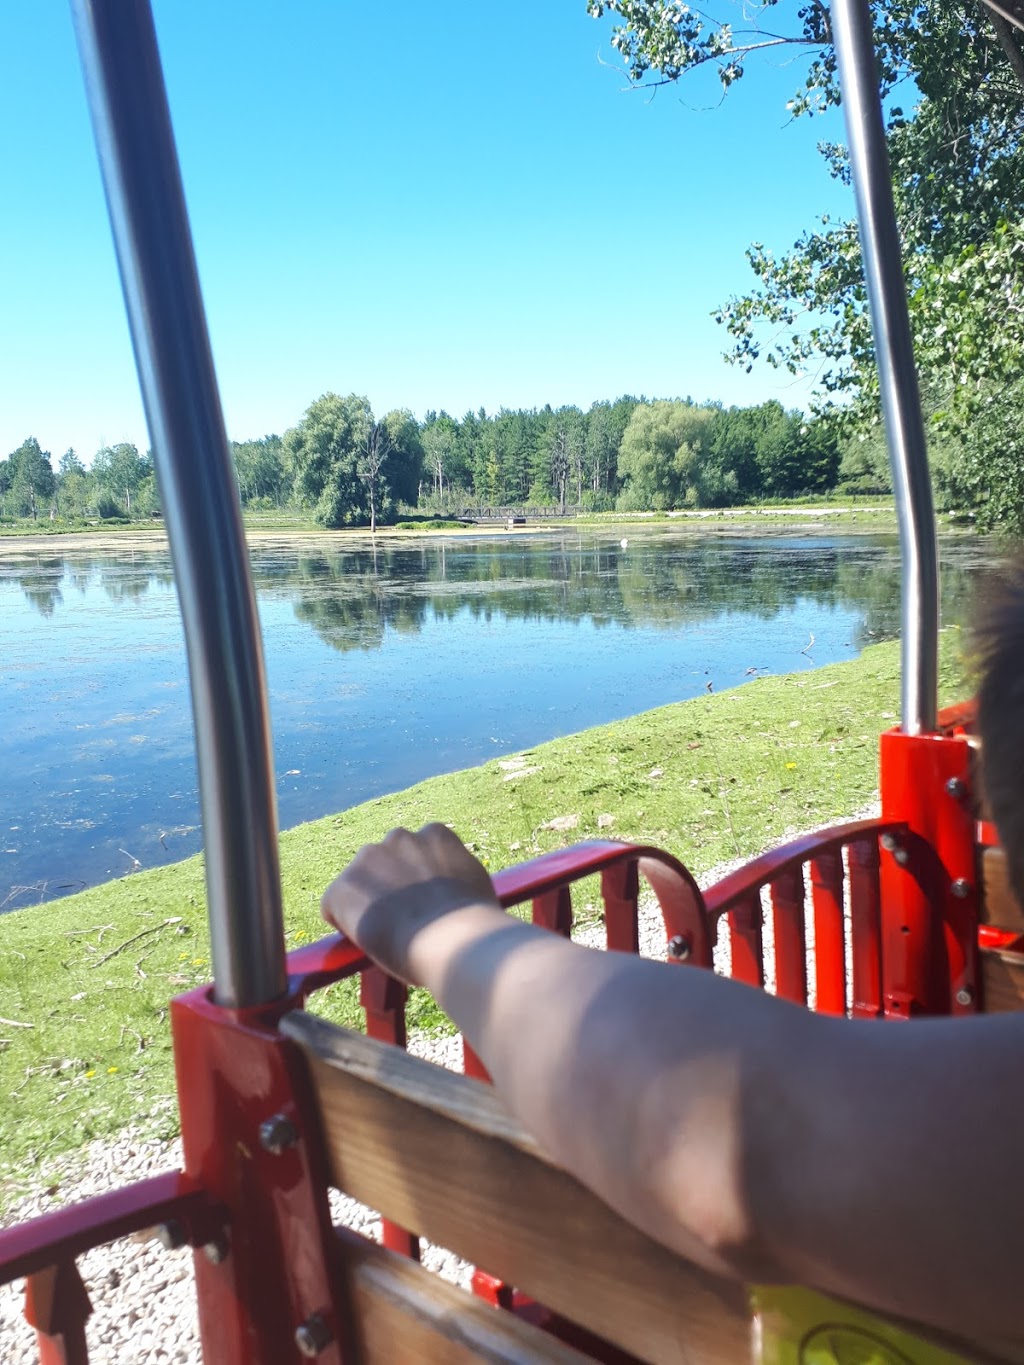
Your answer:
0,2 -> 853,463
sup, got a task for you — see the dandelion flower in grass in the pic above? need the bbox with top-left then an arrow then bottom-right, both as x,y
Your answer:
84,1070 -> 96,1079
785,762 -> 797,770
107,1066 -> 118,1074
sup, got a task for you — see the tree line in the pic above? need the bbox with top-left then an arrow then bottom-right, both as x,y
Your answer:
1,394 -> 843,530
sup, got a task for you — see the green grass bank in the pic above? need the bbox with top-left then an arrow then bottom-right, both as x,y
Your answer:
0,632 -> 968,1199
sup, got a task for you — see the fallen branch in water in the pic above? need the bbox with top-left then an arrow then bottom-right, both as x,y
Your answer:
87,917 -> 183,969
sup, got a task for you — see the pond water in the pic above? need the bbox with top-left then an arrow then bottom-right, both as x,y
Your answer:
0,527 -> 993,910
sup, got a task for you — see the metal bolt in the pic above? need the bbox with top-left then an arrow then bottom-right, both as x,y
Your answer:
259,1112 -> 298,1155
880,832 -> 897,852
956,986 -> 974,1007
667,934 -> 691,961
155,1220 -> 187,1251
892,846 -> 909,867
945,776 -> 966,800
951,878 -> 971,900
294,1313 -> 333,1358
203,1236 -> 229,1265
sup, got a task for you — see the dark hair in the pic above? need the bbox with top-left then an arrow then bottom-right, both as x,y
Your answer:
975,565 -> 1024,907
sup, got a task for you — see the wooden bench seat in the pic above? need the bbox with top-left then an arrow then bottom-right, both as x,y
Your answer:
282,1012 -> 1002,1364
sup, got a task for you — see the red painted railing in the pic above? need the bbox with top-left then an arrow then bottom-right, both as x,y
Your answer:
0,818 -> 948,1361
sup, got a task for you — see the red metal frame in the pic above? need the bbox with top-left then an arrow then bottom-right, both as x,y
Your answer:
0,792 -> 1006,1363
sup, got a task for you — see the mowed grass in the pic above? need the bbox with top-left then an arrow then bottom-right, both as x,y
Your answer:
0,631 -> 969,1201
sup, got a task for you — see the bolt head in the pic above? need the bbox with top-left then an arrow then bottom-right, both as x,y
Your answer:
893,847 -> 909,867
951,877 -> 971,900
956,986 -> 974,1007
945,776 -> 966,799
880,832 -> 897,852
667,934 -> 691,960
155,1220 -> 186,1252
203,1237 -> 229,1265
295,1313 -> 333,1358
259,1112 -> 298,1155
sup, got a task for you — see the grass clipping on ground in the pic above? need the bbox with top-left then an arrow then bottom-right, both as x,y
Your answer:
0,631 -> 969,1193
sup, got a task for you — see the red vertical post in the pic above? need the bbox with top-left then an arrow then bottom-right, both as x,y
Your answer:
879,729 -> 977,1016
171,989 -> 346,1365
728,892 -> 764,988
849,838 -> 882,1018
360,968 -> 419,1261
532,886 -> 573,937
601,859 -> 640,955
770,867 -> 807,1005
24,1261 -> 92,1365
810,850 -> 847,1015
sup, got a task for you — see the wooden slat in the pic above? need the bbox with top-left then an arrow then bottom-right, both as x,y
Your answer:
283,1012 -> 751,1365
980,948 -> 1024,1013
980,847 -> 1024,935
336,1228 -> 592,1363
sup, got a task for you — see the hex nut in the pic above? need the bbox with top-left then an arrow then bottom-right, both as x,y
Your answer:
956,987 -> 974,1007
667,935 -> 691,960
295,1313 -> 333,1358
951,878 -> 971,900
259,1113 -> 298,1155
945,776 -> 966,799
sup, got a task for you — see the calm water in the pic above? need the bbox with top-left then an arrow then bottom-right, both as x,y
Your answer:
0,528 -> 992,909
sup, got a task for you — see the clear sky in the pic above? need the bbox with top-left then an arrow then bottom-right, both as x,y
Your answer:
0,2 -> 853,463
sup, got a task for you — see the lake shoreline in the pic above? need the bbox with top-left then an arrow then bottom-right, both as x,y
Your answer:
0,632 -> 969,1186
0,504 -> 905,555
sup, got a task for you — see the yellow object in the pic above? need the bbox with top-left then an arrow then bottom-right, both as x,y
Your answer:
753,1286 -> 973,1365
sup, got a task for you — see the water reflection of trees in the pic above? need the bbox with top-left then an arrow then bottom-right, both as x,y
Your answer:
12,551 -> 175,616
11,538 -> 981,653
246,535 -> 981,656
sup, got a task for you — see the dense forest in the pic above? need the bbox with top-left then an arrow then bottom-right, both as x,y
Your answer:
0,393 -> 856,531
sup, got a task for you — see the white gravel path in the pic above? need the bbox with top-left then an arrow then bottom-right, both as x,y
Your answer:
1,808 -> 877,1363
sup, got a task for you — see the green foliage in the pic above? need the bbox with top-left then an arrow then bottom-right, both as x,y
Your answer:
92,443 -> 152,517
3,437 -> 56,520
231,434 -> 289,506
587,0 -> 1024,528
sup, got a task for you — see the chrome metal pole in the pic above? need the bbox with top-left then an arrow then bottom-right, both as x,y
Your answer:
71,0 -> 287,1007
830,0 -> 939,734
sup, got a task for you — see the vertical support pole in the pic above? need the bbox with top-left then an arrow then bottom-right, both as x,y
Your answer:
71,0 -> 286,1008
880,731 -> 978,1015
532,887 -> 573,937
849,838 -> 883,1018
360,968 -> 420,1261
602,860 -> 640,954
830,0 -> 938,736
24,1262 -> 92,1365
729,893 -> 764,988
770,867 -> 808,1005
810,851 -> 848,1015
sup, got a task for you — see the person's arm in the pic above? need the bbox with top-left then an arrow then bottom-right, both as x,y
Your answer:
322,824 -> 1024,1353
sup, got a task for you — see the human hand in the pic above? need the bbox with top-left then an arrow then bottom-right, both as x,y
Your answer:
320,823 -> 501,984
